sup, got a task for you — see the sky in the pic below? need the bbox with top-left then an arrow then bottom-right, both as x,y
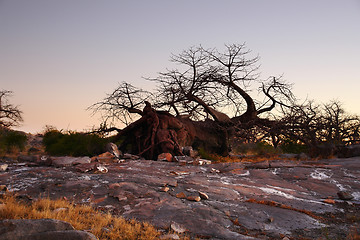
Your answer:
1,0 -> 359,133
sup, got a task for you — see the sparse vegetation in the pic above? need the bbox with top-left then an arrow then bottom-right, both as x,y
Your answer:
279,139 -> 309,154
43,129 -> 109,157
0,193 -> 163,240
0,127 -> 27,155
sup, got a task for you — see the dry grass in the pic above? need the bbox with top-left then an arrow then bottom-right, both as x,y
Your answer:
0,193 -> 163,240
208,153 -> 298,163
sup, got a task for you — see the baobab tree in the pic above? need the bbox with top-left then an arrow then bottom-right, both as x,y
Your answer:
90,44 -> 295,159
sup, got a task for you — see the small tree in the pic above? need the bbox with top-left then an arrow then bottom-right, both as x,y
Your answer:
0,90 -> 23,128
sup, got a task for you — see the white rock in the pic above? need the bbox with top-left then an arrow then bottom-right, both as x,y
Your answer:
0,164 -> 8,172
170,222 -> 187,233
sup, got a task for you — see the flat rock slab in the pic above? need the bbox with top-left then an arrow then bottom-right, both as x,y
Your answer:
1,157 -> 360,239
0,219 -> 97,240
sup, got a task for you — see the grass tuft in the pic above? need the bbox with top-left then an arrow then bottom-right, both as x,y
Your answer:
0,193 -> 160,240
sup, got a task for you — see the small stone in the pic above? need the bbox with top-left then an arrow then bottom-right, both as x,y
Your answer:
0,164 -> 8,172
282,237 -> 290,240
187,195 -> 201,202
267,217 -> 274,223
197,159 -> 212,165
161,186 -> 170,192
158,153 -> 173,162
170,222 -> 187,233
160,233 -> 180,240
198,191 -> 209,200
337,191 -> 354,200
323,198 -> 336,204
176,192 -> 186,199
210,168 -> 220,173
95,163 -> 108,173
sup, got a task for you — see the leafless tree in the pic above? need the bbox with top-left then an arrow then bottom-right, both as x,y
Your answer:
280,100 -> 360,152
0,90 -> 23,128
88,82 -> 152,130
90,44 -> 297,158
151,44 -> 294,123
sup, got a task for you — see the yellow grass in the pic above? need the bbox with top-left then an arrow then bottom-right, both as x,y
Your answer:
208,153 -> 297,163
0,193 -> 164,240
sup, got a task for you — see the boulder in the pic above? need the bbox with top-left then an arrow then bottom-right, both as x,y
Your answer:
0,219 -> 97,240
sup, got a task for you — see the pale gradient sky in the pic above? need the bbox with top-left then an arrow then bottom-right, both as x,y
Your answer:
1,0 -> 359,133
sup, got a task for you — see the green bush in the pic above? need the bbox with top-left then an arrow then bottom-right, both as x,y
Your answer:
280,139 -> 308,154
0,129 -> 27,153
198,147 -> 216,160
43,130 -> 109,157
234,141 -> 279,156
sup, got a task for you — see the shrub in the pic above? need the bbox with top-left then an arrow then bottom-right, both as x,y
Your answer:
280,139 -> 308,154
0,128 -> 27,154
43,129 -> 109,157
234,141 -> 279,156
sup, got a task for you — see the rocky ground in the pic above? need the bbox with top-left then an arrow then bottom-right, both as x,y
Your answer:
1,152 -> 359,239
